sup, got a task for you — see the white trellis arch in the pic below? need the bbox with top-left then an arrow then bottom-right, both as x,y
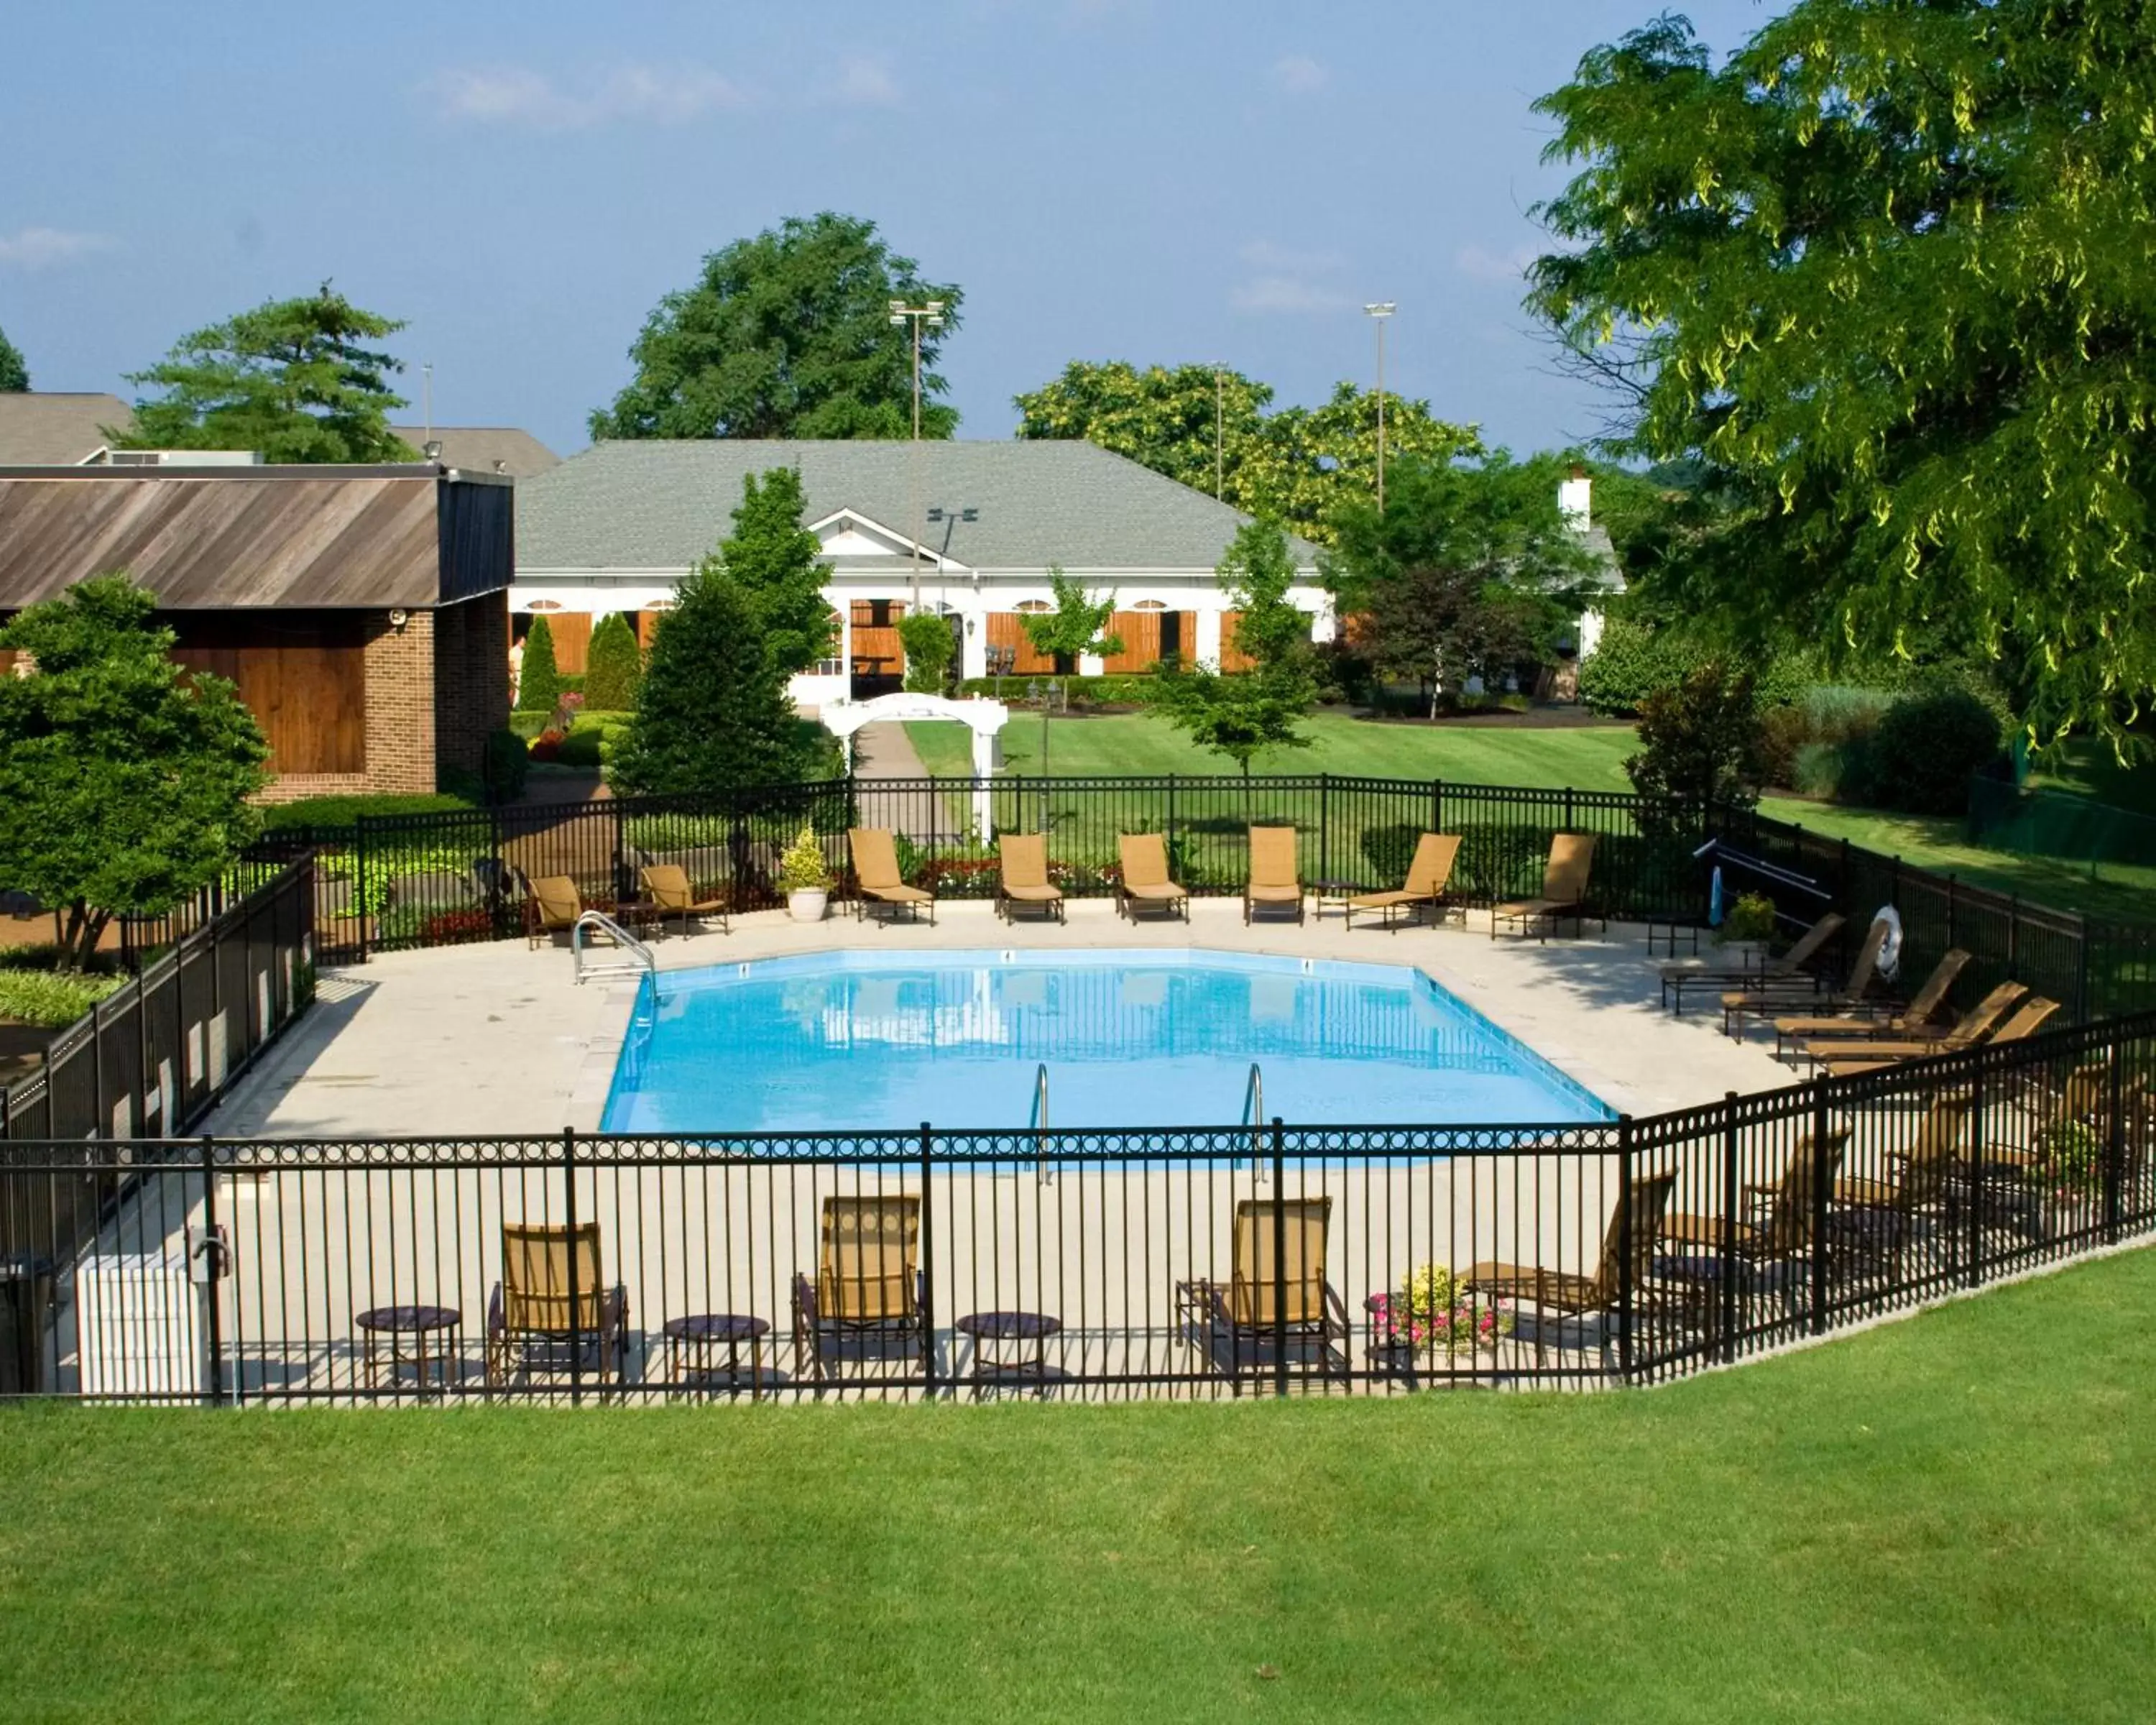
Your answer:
820,691 -> 1010,837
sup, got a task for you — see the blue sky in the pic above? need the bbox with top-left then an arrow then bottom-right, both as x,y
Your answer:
1,1 -> 1768,460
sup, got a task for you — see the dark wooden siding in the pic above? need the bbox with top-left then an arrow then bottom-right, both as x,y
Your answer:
168,612 -> 366,775
986,612 -> 1057,675
436,477 -> 514,604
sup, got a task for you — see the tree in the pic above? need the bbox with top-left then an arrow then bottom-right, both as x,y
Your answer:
591,213 -> 962,440
607,566 -> 812,795
897,611 -> 956,694
119,284 -> 413,461
1147,660 -> 1317,776
1625,661 -> 1768,835
1015,362 -> 1479,543
1215,519 -> 1312,671
1528,4 -> 2156,750
0,323 -> 27,392
1325,454 -> 1605,714
516,615 -> 561,714
1021,569 -> 1124,677
699,466 -> 834,679
583,613 -> 643,712
0,576 -> 268,972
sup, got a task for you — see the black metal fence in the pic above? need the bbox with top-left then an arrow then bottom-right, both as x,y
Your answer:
3,1008 -> 2149,1402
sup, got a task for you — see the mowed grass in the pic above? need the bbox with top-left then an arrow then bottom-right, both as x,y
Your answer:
4,1249 -> 2155,1723
907,711 -> 1641,791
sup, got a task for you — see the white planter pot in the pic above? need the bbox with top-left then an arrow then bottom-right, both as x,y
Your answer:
787,888 -> 828,924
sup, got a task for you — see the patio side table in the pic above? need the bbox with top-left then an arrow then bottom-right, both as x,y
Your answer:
662,1313 -> 771,1399
954,1310 -> 1063,1398
356,1305 -> 462,1397
1309,879 -> 1367,921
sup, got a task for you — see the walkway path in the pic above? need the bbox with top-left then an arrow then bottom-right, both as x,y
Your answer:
851,721 -> 941,840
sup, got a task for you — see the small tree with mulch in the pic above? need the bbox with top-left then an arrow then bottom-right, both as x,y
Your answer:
583,613 -> 643,712
517,615 -> 561,714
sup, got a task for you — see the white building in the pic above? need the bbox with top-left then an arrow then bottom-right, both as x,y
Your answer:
512,440 -> 1332,708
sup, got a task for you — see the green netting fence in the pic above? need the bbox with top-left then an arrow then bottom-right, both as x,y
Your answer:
1966,774 -> 2156,883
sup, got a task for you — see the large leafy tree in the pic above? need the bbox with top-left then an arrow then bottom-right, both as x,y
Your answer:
0,323 -> 27,392
1528,4 -> 2156,750
119,285 -> 413,461
1326,454 -> 1606,713
1215,518 -> 1312,670
591,213 -> 962,440
0,577 -> 268,971
1015,362 -> 1478,543
699,466 -> 834,679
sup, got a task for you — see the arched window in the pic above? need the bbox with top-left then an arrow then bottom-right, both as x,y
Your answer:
1014,599 -> 1051,614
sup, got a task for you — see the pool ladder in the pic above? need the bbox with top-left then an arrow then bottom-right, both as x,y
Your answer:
1243,1062 -> 1268,1179
1031,1062 -> 1051,1182
571,911 -> 655,987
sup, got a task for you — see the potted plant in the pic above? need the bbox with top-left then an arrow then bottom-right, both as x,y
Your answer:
1368,1262 -> 1510,1361
777,825 -> 831,923
1715,891 -> 1778,970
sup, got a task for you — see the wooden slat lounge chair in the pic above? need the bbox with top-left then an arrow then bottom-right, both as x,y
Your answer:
1116,833 -> 1190,921
1825,1094 -> 1973,1268
1490,832 -> 1600,942
1175,1197 -> 1343,1389
848,827 -> 936,924
1724,913 -> 1891,1040
1815,993 -> 2057,1077
995,833 -> 1064,923
637,863 -> 729,937
1243,827 -> 1305,925
1465,1171 -> 1677,1366
792,1195 -> 928,1381
485,1221 -> 628,1389
1984,1063 -> 2155,1184
1800,980 -> 2027,1070
1662,911 -> 1846,1013
522,873 -> 586,948
1772,948 -> 1973,1058
1347,832 -> 1463,932
1658,1129 -> 1852,1316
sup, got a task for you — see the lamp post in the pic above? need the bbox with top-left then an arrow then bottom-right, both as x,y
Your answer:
925,505 -> 977,681
890,300 -> 945,610
1363,302 -> 1396,512
1213,365 -> 1227,500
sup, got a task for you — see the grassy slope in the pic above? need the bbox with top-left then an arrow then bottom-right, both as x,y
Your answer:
2,1249 -> 2152,1722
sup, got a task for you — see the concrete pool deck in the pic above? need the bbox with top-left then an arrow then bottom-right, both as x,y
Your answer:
208,901 -> 1797,1141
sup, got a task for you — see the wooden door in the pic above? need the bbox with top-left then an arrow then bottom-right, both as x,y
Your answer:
986,612 -> 1058,676
849,599 -> 906,691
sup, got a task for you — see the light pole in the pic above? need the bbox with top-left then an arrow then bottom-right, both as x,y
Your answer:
1363,302 -> 1396,512
925,504 -> 977,679
890,300 -> 945,609
1213,365 -> 1227,500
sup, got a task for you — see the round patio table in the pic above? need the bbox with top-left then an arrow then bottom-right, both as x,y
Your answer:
1309,879 -> 1368,921
954,1310 -> 1063,1397
661,1313 -> 771,1400
356,1305 -> 462,1397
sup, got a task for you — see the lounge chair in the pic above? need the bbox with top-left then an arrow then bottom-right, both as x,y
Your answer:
484,1221 -> 628,1389
638,862 -> 729,937
1116,833 -> 1190,921
1347,832 -> 1463,932
1243,827 -> 1305,925
1657,1129 -> 1852,1321
1490,832 -> 1600,942
1772,948 -> 1973,1058
1661,911 -> 1846,1013
1826,1094 -> 1973,1269
1724,913 -> 1891,1039
1802,980 -> 2029,1070
792,1194 -> 929,1381
995,833 -> 1064,923
1464,1171 -> 1677,1366
848,827 -> 936,924
522,873 -> 586,948
1815,993 -> 2057,1077
1175,1197 -> 1343,1389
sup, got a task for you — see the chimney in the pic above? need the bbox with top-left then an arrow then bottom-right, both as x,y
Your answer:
1559,466 -> 1591,530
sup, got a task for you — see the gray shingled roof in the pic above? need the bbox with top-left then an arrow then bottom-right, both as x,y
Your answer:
0,393 -> 132,464
515,440 -> 1322,571
388,426 -> 560,479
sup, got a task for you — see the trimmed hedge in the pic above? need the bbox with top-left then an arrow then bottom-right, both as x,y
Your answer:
262,791 -> 480,831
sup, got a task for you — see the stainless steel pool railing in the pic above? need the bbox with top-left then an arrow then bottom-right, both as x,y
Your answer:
1243,1062 -> 1266,1178
1031,1062 -> 1051,1182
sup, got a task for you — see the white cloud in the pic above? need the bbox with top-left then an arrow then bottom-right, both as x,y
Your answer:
428,63 -> 752,129
1239,239 -> 1346,275
1455,242 -> 1542,285
1272,54 -> 1328,95
831,55 -> 900,107
0,226 -> 116,270
1230,239 -> 1354,314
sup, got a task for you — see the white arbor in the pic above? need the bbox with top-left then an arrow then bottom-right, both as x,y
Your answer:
819,691 -> 1010,838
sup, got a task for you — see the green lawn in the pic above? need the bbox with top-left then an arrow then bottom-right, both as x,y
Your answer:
4,1249 -> 2153,1721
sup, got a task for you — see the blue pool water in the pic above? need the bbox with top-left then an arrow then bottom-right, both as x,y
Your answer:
602,949 -> 1612,1134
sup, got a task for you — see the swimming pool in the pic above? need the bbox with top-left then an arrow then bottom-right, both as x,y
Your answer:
602,949 -> 1612,1134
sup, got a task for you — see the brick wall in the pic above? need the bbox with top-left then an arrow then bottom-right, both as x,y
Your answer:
433,589 -> 510,776
257,609 -> 438,803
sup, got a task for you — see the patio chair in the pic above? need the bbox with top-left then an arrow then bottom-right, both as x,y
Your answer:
1772,947 -> 1973,1058
1825,1094 -> 1973,1270
1346,832 -> 1463,932
995,833 -> 1064,923
638,862 -> 729,937
1243,827 -> 1305,925
1810,988 -> 2048,1076
1490,832 -> 1600,942
1116,833 -> 1190,921
1463,1170 -> 1677,1367
1175,1197 -> 1344,1389
522,873 -> 586,948
1657,1129 -> 1852,1321
484,1221 -> 628,1389
1723,913 -> 1891,1039
792,1194 -> 929,1381
848,827 -> 936,924
1660,911 -> 1846,1014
